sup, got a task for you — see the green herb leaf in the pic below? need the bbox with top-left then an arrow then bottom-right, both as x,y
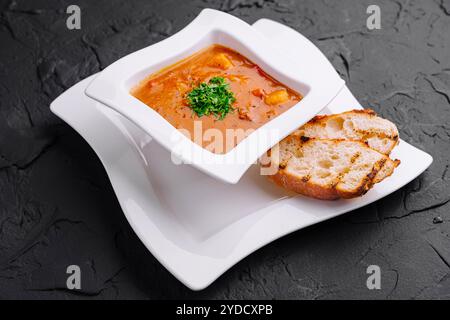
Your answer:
186,77 -> 236,120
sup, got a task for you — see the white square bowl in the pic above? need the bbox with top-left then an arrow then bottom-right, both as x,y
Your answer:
85,9 -> 345,184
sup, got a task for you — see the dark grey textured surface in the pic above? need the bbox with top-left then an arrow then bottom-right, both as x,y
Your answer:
0,0 -> 449,299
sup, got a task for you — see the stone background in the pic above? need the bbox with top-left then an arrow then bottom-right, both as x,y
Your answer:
0,0 -> 449,299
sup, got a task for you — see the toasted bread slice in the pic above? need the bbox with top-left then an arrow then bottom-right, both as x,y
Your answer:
293,109 -> 399,155
267,136 -> 400,200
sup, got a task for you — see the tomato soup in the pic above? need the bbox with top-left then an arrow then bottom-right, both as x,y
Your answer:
131,44 -> 302,154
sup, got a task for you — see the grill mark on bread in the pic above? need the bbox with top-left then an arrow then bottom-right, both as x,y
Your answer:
356,158 -> 386,196
356,130 -> 399,141
352,109 -> 376,115
331,176 -> 341,188
350,152 -> 361,164
301,175 -> 310,183
308,115 -> 327,123
300,136 -> 310,142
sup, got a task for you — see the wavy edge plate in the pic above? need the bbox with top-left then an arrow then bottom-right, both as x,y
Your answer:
50,19 -> 432,290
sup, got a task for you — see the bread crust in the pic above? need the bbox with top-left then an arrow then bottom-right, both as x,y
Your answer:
308,109 -> 377,124
269,171 -> 341,200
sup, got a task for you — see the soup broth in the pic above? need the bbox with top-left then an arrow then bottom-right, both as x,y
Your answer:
131,44 -> 302,154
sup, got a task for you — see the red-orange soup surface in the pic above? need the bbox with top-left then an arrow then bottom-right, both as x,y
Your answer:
131,44 -> 303,154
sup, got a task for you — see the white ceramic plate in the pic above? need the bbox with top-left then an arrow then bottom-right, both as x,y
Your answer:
85,9 -> 345,184
50,19 -> 432,290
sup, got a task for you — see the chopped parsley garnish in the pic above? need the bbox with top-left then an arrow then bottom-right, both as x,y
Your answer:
186,77 -> 236,119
